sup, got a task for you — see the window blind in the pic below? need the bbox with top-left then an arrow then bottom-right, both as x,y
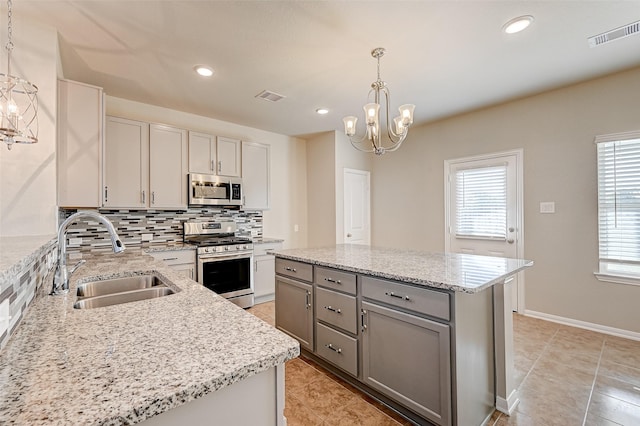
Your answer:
597,136 -> 640,276
455,165 -> 507,239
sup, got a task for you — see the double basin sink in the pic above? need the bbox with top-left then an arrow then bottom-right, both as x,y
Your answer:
74,274 -> 176,309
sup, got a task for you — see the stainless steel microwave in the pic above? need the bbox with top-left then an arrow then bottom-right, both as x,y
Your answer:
189,173 -> 243,207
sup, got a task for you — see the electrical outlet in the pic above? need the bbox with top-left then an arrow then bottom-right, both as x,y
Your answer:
540,202 -> 556,214
142,233 -> 153,242
294,224 -> 299,232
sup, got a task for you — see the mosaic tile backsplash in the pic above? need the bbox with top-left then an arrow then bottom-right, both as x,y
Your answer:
59,208 -> 263,251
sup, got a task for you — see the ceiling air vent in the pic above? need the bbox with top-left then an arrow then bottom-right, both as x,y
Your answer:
255,90 -> 286,102
589,21 -> 640,48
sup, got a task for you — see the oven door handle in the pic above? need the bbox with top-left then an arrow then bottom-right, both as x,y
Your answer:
199,253 -> 252,262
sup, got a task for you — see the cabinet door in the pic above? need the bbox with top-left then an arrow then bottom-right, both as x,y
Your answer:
170,263 -> 196,281
104,116 -> 149,208
254,255 -> 275,299
361,301 -> 451,426
275,275 -> 313,351
242,141 -> 270,210
188,131 -> 215,174
57,79 -> 103,207
216,136 -> 241,177
149,124 -> 188,209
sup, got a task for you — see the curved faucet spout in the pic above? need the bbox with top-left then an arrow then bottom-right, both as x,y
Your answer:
51,211 -> 126,295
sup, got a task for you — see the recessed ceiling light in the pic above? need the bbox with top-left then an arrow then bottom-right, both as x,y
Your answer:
503,15 -> 534,34
194,65 -> 214,77
316,108 -> 329,115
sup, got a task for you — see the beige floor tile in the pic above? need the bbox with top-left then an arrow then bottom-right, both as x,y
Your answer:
602,339 -> 640,369
323,397 -> 403,426
295,374 -> 360,419
286,357 -> 327,394
594,375 -> 640,407
584,411 -> 624,425
285,393 -> 324,426
599,359 -> 640,388
588,392 -> 640,425
493,410 -> 538,426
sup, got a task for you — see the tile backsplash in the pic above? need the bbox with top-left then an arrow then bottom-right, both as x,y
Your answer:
59,208 -> 263,251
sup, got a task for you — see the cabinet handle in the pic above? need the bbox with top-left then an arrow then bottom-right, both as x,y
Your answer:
324,277 -> 342,284
254,261 -> 257,272
142,190 -> 146,203
324,305 -> 342,314
361,309 -> 368,331
325,343 -> 342,354
285,266 -> 297,273
211,160 -> 215,172
385,291 -> 410,301
162,257 -> 178,261
151,191 -> 155,204
305,290 -> 311,309
218,161 -> 222,174
104,186 -> 108,201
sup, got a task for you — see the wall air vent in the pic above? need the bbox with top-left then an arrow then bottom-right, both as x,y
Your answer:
589,21 -> 640,47
255,90 -> 286,102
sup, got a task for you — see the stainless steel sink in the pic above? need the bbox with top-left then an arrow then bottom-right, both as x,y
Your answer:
74,274 -> 175,309
77,275 -> 169,298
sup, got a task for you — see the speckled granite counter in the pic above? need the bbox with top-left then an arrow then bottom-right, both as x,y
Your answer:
0,249 -> 299,425
272,244 -> 533,293
0,235 -> 56,285
253,238 -> 285,245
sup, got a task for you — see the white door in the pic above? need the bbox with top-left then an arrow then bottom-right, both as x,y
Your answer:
445,150 -> 523,311
149,124 -> 188,209
344,168 -> 371,245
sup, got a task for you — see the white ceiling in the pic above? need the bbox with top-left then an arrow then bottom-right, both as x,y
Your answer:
16,1 -> 640,138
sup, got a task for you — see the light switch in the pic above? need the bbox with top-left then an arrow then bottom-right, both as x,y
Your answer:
540,202 -> 555,214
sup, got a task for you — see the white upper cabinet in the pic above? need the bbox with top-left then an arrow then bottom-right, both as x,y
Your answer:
150,124 -> 188,209
57,79 -> 103,207
188,131 -> 216,174
217,136 -> 241,177
242,141 -> 270,210
104,116 -> 149,209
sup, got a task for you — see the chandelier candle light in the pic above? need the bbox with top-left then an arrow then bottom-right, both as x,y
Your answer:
343,47 -> 414,155
0,0 -> 38,150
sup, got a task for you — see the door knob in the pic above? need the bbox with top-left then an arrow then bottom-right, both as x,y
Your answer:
346,233 -> 352,238
507,238 -> 515,244
509,227 -> 515,232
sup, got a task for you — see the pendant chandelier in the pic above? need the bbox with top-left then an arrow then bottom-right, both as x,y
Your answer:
343,47 -> 414,156
1,0 -> 38,150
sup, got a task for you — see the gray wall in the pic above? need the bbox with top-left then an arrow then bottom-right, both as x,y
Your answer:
371,66 -> 640,334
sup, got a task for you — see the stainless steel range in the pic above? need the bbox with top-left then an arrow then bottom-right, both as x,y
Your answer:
183,221 -> 254,308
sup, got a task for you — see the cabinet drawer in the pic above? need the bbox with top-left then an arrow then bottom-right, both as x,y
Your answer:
253,242 -> 282,256
148,249 -> 195,266
315,266 -> 357,295
316,323 -> 358,377
361,276 -> 450,321
275,258 -> 313,282
316,287 -> 357,334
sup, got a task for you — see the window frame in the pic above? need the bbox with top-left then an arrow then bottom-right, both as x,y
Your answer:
594,130 -> 640,286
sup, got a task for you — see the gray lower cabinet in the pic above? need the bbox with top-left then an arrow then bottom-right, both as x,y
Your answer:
361,301 -> 452,426
275,275 -> 313,351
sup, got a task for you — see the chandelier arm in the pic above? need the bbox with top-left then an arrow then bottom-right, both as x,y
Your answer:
349,136 -> 376,153
382,88 -> 402,143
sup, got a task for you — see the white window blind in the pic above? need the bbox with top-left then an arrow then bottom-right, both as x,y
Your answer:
455,165 -> 507,239
597,134 -> 640,278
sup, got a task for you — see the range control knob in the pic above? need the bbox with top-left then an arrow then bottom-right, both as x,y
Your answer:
225,246 -> 230,251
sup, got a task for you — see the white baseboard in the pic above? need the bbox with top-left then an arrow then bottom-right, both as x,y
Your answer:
495,389 -> 519,415
524,310 -> 640,341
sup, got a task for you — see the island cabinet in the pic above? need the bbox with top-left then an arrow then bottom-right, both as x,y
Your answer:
254,241 -> 283,303
275,258 -> 498,426
275,259 -> 314,351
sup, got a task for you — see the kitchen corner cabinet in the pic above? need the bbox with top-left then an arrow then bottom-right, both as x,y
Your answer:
254,241 -> 282,303
242,141 -> 270,210
57,79 -> 103,207
188,133 -> 241,177
275,259 -> 314,351
149,124 -> 188,208
104,116 -> 149,208
104,117 -> 187,209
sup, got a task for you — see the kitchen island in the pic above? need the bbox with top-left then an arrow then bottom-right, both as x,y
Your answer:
0,248 -> 299,425
272,244 -> 533,426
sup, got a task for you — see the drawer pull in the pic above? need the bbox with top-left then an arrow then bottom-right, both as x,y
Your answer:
361,309 -> 368,331
324,305 -> 342,314
305,290 -> 311,309
285,266 -> 297,273
324,277 -> 342,284
325,343 -> 342,354
385,291 -> 410,301
162,257 -> 178,261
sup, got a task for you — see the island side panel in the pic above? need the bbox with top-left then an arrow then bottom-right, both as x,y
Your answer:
452,288 -> 495,426
493,279 -> 519,414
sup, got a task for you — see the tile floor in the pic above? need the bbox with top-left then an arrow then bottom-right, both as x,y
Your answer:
247,301 -> 640,425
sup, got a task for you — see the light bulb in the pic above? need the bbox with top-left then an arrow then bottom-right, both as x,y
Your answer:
7,99 -> 18,116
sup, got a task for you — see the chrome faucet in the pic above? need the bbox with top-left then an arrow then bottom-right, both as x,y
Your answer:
51,211 -> 125,295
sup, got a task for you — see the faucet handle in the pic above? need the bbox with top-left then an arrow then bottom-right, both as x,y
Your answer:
68,259 -> 86,275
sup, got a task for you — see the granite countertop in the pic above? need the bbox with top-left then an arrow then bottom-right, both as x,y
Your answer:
0,249 -> 299,425
0,235 -> 56,285
142,242 -> 196,252
253,237 -> 285,244
273,244 -> 533,294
